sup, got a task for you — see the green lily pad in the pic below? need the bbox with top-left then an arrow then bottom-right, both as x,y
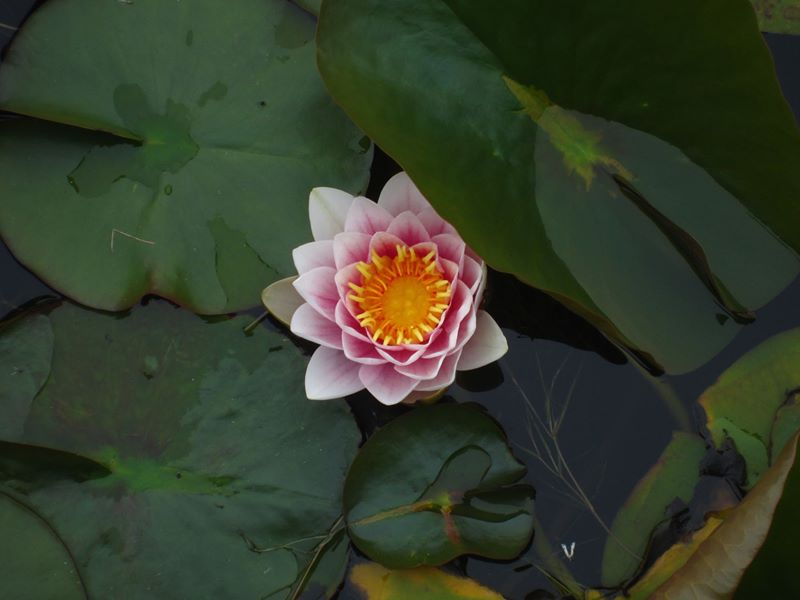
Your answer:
344,404 -> 534,568
700,327 -> 800,487
0,314 -> 52,439
0,301 -> 360,599
601,432 -> 706,586
317,0 -> 800,373
0,493 -> 85,600
0,0 -> 371,314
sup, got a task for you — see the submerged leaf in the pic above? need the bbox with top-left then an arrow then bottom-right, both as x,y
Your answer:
344,404 -> 534,567
751,0 -> 800,33
0,301 -> 360,598
0,0 -> 371,314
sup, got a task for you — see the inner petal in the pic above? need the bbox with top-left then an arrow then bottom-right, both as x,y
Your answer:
347,243 -> 452,346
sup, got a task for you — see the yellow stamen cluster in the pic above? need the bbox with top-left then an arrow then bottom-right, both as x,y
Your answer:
348,244 -> 451,345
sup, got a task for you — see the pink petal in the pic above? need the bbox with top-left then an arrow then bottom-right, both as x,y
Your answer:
457,311 -> 508,370
309,187 -> 354,241
386,211 -> 431,245
432,233 -> 466,268
293,266 -> 338,320
475,262 -> 488,305
453,306 -> 478,352
342,333 -> 386,365
290,303 -> 343,349
415,350 -> 461,392
376,345 -> 427,366
444,280 -> 473,332
440,258 -> 459,286
335,300 -> 371,343
334,263 -> 362,304
422,321 -> 460,358
461,255 -> 483,295
369,231 -> 405,259
359,363 -> 420,405
333,232 -> 371,269
418,207 -> 456,237
292,240 -> 335,275
305,347 -> 364,400
344,196 -> 393,235
377,171 -> 431,216
395,353 -> 447,380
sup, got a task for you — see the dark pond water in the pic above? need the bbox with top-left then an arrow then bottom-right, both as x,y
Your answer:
1,2 -> 799,598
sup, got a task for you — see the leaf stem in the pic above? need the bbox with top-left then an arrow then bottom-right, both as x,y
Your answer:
288,515 -> 346,600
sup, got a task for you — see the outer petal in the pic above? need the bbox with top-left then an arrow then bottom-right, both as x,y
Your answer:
305,347 -> 364,400
386,211 -> 431,245
431,233 -> 465,268
359,363 -> 419,405
290,303 -> 343,349
309,187 -> 354,241
457,311 -> 508,371
418,207 -> 457,237
333,232 -> 371,269
415,350 -> 461,392
344,196 -> 394,235
261,276 -> 303,327
293,266 -> 338,320
460,255 -> 483,295
292,240 -> 335,275
342,332 -> 386,365
377,171 -> 431,216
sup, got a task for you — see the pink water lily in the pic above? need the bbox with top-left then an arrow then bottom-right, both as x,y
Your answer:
263,172 -> 507,405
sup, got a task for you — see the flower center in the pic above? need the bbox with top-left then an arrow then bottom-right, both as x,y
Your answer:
348,244 -> 451,345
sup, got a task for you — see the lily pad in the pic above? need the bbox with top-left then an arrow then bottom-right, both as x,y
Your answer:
344,404 -> 534,568
349,562 -> 504,600
0,0 -> 371,314
700,327 -> 800,487
601,432 -> 706,586
0,313 -> 52,438
0,301 -> 360,599
317,0 -> 800,373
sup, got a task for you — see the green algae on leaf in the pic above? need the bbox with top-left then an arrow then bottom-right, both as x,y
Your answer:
0,301 -> 360,599
0,0 -> 371,314
344,404 -> 534,568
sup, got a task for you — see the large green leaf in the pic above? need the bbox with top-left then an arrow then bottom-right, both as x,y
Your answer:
601,432 -> 706,587
0,302 -> 360,599
317,0 -> 800,373
0,0 -> 371,314
344,404 -> 534,568
700,327 -> 800,487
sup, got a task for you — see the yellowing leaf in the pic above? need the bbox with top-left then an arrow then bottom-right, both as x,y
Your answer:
350,563 -> 504,600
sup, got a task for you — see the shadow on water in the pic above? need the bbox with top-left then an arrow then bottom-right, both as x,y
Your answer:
1,5 -> 800,599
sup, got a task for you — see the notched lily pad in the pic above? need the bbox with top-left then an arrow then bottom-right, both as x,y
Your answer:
344,404 -> 534,568
0,0 -> 372,314
0,301 -> 360,599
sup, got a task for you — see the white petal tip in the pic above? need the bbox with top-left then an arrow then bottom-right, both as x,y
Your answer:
457,311 -> 508,371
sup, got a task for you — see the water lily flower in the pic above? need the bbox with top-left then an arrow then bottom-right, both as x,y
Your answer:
262,172 -> 507,405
